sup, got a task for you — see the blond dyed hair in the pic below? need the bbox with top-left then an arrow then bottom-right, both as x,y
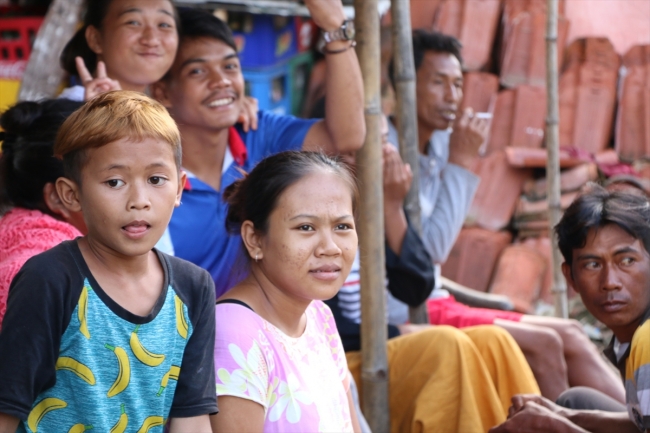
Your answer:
54,90 -> 181,184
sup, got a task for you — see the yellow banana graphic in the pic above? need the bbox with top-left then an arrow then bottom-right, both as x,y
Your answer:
105,344 -> 130,397
27,397 -> 67,432
109,404 -> 128,433
78,286 -> 90,339
67,424 -> 93,433
136,416 -> 164,433
56,356 -> 96,385
174,295 -> 188,339
130,325 -> 165,367
156,365 -> 181,396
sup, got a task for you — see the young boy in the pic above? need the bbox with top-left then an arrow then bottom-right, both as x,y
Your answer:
491,185 -> 650,433
0,91 -> 216,433
151,3 -> 364,297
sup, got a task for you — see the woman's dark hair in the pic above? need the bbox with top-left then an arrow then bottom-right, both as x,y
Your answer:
224,151 -> 358,236
555,184 -> 650,268
0,99 -> 83,213
60,0 -> 179,76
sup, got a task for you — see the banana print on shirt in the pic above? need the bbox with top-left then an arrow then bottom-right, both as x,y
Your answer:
21,279 -> 193,433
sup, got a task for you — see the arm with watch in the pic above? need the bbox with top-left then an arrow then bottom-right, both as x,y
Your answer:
301,0 -> 366,155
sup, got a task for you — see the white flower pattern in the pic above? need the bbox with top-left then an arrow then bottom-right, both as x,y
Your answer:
215,301 -> 352,432
269,373 -> 313,423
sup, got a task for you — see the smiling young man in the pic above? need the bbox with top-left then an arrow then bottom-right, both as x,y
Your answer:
152,4 -> 364,297
491,185 -> 650,433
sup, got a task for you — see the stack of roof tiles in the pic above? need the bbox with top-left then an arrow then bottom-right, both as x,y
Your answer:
499,0 -> 569,88
559,38 -> 620,154
616,45 -> 650,161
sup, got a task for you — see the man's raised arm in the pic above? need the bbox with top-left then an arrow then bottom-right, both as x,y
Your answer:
302,0 -> 365,154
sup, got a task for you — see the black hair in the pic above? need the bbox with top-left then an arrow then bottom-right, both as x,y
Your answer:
555,184 -> 650,268
389,29 -> 463,88
60,0 -> 179,76
177,7 -> 237,52
0,99 -> 84,214
224,151 -> 358,236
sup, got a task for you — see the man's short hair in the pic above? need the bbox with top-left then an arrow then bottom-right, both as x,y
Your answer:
555,184 -> 650,267
389,30 -> 463,88
54,90 -> 182,184
177,7 -> 237,52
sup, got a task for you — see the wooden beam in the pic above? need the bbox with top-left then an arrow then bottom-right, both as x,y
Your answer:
390,0 -> 429,324
545,0 -> 568,318
354,0 -> 390,430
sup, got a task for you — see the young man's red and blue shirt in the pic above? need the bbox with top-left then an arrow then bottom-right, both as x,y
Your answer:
168,111 -> 317,297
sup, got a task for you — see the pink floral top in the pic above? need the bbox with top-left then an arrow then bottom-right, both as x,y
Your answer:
214,300 -> 352,432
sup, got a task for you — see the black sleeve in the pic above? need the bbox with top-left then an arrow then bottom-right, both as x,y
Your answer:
325,295 -> 400,353
0,244 -> 81,420
385,222 -> 436,307
168,257 -> 218,417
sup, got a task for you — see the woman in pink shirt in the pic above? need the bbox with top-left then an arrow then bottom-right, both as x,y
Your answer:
213,151 -> 361,432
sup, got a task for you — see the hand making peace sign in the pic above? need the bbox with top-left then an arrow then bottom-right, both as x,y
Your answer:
75,56 -> 121,101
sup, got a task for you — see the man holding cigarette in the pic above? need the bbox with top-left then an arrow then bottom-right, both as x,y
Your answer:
387,29 -> 489,287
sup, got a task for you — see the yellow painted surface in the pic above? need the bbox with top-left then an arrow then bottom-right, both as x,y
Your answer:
0,79 -> 21,113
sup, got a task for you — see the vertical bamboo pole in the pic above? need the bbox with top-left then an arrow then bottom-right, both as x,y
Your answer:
391,0 -> 428,324
18,0 -> 84,101
355,0 -> 390,430
546,0 -> 568,318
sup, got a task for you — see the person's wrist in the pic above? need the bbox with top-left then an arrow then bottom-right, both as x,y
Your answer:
319,13 -> 346,32
383,197 -> 405,212
448,152 -> 477,170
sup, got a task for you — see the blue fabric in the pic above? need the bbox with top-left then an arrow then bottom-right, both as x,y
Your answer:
18,279 -> 192,433
168,111 -> 317,298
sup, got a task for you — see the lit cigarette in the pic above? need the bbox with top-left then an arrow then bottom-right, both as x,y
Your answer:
475,112 -> 493,120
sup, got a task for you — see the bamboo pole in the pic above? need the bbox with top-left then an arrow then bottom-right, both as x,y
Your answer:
355,0 -> 390,430
390,0 -> 428,324
18,0 -> 84,101
546,0 -> 568,318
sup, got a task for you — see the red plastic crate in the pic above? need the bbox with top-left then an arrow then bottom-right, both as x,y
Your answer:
0,16 -> 43,62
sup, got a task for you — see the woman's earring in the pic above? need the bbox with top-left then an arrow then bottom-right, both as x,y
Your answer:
255,252 -> 259,262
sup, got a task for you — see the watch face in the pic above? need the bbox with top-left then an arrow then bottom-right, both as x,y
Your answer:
343,20 -> 355,40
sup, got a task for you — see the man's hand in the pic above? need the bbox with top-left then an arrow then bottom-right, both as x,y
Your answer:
508,394 -> 571,419
303,0 -> 346,31
238,96 -> 259,132
490,402 -> 589,433
76,57 -> 121,101
383,144 -> 413,206
448,108 -> 490,170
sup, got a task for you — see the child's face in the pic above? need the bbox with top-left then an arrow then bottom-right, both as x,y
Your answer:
72,137 -> 183,258
87,0 -> 178,91
152,37 -> 245,132
562,224 -> 650,343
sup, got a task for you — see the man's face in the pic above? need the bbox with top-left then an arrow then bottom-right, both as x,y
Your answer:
415,51 -> 463,131
153,37 -> 245,132
562,224 -> 650,343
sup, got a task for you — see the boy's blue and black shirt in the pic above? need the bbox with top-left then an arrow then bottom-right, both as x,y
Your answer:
0,240 -> 217,432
